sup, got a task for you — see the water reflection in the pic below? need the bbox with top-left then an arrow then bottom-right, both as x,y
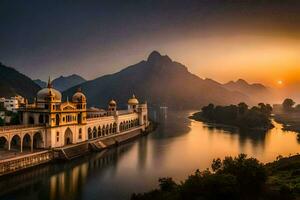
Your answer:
0,110 -> 299,200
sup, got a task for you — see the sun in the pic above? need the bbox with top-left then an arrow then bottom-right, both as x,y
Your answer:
277,80 -> 283,85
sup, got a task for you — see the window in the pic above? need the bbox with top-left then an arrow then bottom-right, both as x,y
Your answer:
78,128 -> 82,139
56,132 -> 59,142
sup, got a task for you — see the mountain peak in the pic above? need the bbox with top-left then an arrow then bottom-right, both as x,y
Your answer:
147,50 -> 172,64
147,51 -> 162,61
236,79 -> 248,85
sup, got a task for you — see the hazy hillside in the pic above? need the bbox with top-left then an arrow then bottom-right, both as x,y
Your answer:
223,79 -> 274,104
34,79 -> 47,88
34,74 -> 86,91
63,51 -> 250,109
51,74 -> 86,91
0,62 -> 41,100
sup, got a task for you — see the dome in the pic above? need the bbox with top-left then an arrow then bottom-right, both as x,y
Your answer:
109,99 -> 117,106
37,88 -> 61,102
72,88 -> 86,102
37,76 -> 62,102
128,95 -> 139,105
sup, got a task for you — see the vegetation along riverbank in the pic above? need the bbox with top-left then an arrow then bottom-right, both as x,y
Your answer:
190,102 -> 274,131
131,154 -> 300,200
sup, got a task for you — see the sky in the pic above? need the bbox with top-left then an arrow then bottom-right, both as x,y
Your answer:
1,0 -> 300,88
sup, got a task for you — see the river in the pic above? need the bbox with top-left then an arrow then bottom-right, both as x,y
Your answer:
0,111 -> 299,200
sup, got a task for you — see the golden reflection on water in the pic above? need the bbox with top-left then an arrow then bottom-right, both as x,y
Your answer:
1,111 -> 299,200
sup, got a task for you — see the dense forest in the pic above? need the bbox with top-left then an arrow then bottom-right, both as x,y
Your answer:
191,103 -> 274,130
131,154 -> 300,200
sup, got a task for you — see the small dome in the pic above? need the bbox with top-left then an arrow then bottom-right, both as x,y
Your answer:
128,95 -> 139,105
109,99 -> 117,106
37,76 -> 62,102
37,88 -> 61,102
72,88 -> 86,102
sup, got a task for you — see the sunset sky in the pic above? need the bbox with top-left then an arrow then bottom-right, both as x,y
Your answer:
1,0 -> 300,88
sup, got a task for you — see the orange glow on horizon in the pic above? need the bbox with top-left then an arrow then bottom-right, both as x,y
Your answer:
163,35 -> 300,88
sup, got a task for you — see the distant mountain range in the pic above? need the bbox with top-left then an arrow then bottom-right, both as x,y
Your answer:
223,79 -> 274,103
63,51 -> 251,109
0,62 -> 41,100
2,51 -> 291,108
34,74 -> 86,92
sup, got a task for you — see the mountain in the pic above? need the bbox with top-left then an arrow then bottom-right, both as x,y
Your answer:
0,62 -> 41,100
34,79 -> 47,88
35,74 -> 86,92
51,74 -> 86,92
223,79 -> 274,103
63,51 -> 250,109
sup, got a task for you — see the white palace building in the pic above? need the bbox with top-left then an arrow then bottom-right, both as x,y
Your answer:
0,79 -> 149,153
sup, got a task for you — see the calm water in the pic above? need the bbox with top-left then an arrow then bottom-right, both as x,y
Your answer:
1,111 -> 299,200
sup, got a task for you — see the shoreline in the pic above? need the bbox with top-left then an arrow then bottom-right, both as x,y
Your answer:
0,122 -> 156,176
189,112 -> 273,132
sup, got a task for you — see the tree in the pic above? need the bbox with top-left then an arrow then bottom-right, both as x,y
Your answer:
282,98 -> 295,112
238,102 -> 248,115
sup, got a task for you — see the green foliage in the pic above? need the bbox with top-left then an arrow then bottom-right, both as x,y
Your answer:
132,154 -> 269,200
199,102 -> 273,130
282,98 -> 296,112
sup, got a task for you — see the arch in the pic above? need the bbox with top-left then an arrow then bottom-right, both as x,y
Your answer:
93,127 -> 97,138
119,122 -> 123,132
113,123 -> 117,133
55,114 -> 60,126
22,133 -> 31,151
102,125 -> 105,136
28,116 -> 34,125
88,127 -> 92,140
64,128 -> 73,145
38,114 -> 44,124
98,126 -> 101,137
109,124 -> 113,133
106,124 -> 109,135
10,134 -> 21,151
0,136 -> 8,150
33,132 -> 43,149
131,120 -> 134,128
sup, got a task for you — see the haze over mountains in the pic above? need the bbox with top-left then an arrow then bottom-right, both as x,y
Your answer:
34,74 -> 86,92
63,51 -> 251,109
0,62 -> 40,100
0,51 -> 295,108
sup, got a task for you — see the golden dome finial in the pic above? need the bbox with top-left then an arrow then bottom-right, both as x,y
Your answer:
47,76 -> 52,88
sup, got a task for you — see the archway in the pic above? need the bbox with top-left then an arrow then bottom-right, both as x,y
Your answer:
109,124 -> 113,134
102,125 -> 105,136
22,134 -> 31,151
98,126 -> 101,137
64,128 -> 73,145
33,132 -> 43,149
113,123 -> 117,133
10,135 -> 21,151
0,136 -> 8,150
93,127 -> 97,138
106,125 -> 109,135
88,128 -> 92,140
119,122 -> 123,132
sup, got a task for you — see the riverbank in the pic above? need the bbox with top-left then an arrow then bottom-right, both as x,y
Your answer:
274,113 -> 300,133
131,154 -> 300,200
0,122 -> 156,176
190,111 -> 273,131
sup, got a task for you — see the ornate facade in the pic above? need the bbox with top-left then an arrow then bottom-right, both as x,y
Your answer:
0,79 -> 148,151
